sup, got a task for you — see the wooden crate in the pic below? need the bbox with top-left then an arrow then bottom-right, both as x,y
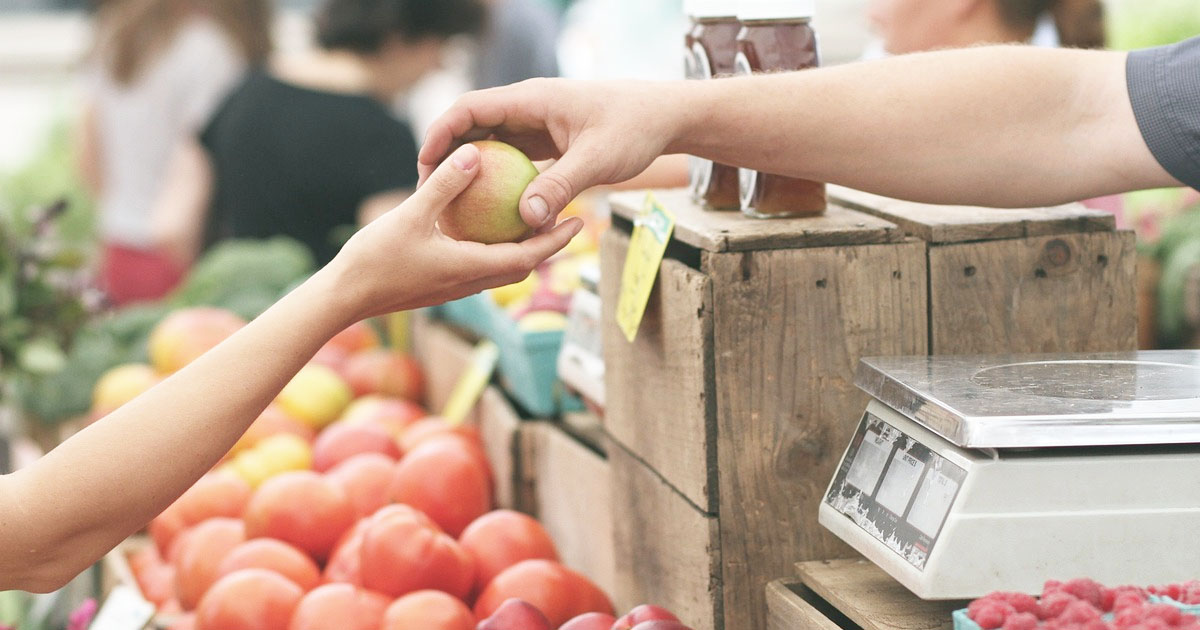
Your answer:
412,314 -> 524,509
602,190 -> 929,630
829,186 -> 1138,354
519,418 -> 617,599
767,559 -> 964,630
601,188 -> 1137,630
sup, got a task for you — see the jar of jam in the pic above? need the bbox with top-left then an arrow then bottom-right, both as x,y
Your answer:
735,0 -> 827,218
687,0 -> 741,210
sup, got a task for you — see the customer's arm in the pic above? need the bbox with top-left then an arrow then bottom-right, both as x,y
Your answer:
0,143 -> 582,593
420,46 -> 1178,228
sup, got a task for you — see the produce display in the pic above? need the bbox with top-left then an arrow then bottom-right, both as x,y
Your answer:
101,307 -> 694,630
964,579 -> 1200,630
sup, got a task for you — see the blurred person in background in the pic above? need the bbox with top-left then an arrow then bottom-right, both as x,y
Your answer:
472,0 -> 560,89
77,0 -> 272,305
153,0 -> 485,268
865,0 -> 1105,58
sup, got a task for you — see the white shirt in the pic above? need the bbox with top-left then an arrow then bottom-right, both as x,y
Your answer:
88,16 -> 245,248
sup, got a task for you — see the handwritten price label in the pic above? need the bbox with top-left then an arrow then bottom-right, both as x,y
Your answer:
615,193 -> 675,343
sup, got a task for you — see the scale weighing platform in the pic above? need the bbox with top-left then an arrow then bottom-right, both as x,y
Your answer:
819,350 -> 1200,600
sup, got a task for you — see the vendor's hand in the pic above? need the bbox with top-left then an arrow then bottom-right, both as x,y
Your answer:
418,79 -> 682,230
328,143 -> 583,322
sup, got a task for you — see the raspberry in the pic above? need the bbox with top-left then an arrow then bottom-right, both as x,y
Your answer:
1115,605 -> 1150,629
974,602 -> 1019,629
1004,613 -> 1041,630
992,594 -> 1042,616
1180,582 -> 1200,605
1062,579 -> 1107,609
1059,601 -> 1104,625
1144,605 -> 1184,626
1042,593 -> 1082,620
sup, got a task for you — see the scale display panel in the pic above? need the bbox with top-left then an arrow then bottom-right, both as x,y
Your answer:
824,412 -> 966,571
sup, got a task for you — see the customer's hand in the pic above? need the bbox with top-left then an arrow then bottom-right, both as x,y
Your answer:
329,142 -> 583,322
419,79 -> 682,230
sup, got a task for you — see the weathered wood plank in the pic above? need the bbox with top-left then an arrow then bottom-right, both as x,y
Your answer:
766,580 -> 851,630
707,241 -> 929,630
610,442 -> 721,630
796,560 -> 964,630
608,189 -> 904,253
601,230 -> 716,511
828,185 -> 1115,244
522,422 -> 616,598
928,231 -> 1138,354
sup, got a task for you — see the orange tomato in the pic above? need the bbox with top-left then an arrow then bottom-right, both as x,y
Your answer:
311,421 -> 400,472
389,438 -> 492,537
359,503 -> 476,599
325,453 -> 397,519
459,510 -> 559,594
173,518 -> 246,610
127,544 -> 177,607
243,471 -> 355,562
322,321 -> 381,355
322,518 -> 369,586
195,569 -> 302,630
398,418 -> 483,454
288,583 -> 391,630
231,405 -> 315,456
381,590 -> 475,630
340,395 -> 426,438
216,538 -> 321,592
174,472 -> 253,525
473,560 -> 614,627
149,507 -> 188,558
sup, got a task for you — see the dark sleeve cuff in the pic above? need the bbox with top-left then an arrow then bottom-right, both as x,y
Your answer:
1127,39 -> 1200,191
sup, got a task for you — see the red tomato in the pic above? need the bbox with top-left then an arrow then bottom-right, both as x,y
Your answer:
174,472 -> 253,525
216,538 -> 321,592
342,350 -> 425,402
311,421 -> 400,472
148,507 -> 187,560
127,544 -> 177,607
340,395 -> 426,437
322,518 -> 369,586
243,471 -> 355,562
322,321 -> 381,355
389,438 -> 491,537
381,590 -> 475,630
459,510 -> 559,594
359,504 -> 476,599
398,418 -> 483,454
288,583 -> 391,630
174,518 -> 246,610
195,569 -> 302,630
325,453 -> 397,518
473,560 -> 614,627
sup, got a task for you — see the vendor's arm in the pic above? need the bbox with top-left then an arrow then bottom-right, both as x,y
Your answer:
0,144 -> 582,593
421,44 -> 1185,228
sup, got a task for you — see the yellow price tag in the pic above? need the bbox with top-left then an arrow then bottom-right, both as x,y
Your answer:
387,311 -> 411,353
442,339 -> 499,426
615,193 -> 675,343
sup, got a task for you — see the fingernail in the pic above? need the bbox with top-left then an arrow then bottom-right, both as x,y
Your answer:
528,196 -> 549,226
451,144 -> 479,170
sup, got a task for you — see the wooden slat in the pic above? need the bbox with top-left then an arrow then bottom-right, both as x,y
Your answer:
796,560 -> 963,630
608,189 -> 904,253
610,442 -> 721,630
707,241 -> 928,630
766,580 -> 851,630
601,230 -> 716,511
522,422 -> 616,597
828,185 -> 1115,244
928,231 -> 1138,354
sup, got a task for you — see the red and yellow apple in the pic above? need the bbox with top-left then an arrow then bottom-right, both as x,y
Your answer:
438,141 -> 538,244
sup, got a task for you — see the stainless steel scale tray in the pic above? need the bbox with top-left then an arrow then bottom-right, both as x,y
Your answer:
856,350 -> 1200,449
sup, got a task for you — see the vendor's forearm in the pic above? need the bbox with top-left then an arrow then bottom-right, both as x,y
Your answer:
1,267 -> 356,591
672,46 -> 1174,206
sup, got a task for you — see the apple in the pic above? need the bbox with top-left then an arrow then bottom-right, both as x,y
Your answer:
148,307 -> 246,374
560,612 -> 617,630
612,606 -> 680,630
91,363 -> 160,419
478,598 -> 552,630
440,141 -> 538,244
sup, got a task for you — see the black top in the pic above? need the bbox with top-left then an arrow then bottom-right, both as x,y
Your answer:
200,71 -> 418,265
1128,36 -> 1200,191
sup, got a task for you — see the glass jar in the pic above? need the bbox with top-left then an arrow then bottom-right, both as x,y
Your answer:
687,1 -> 741,210
735,1 -> 827,218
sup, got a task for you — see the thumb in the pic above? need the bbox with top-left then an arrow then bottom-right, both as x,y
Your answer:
411,143 -> 481,223
519,146 -> 602,229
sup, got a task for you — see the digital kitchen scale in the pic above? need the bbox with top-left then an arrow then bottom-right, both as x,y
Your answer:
819,351 -> 1200,600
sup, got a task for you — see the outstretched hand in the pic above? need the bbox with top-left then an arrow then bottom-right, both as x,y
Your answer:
330,142 -> 583,321
418,79 -> 681,231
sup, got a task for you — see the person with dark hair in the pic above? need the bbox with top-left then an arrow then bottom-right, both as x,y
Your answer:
866,0 -> 1105,55
152,0 -> 485,268
78,0 -> 273,305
